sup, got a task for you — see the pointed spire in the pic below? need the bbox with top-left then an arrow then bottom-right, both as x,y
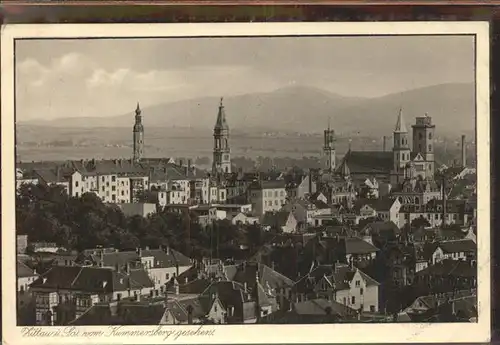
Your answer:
394,107 -> 407,133
328,116 -> 331,131
214,97 -> 229,130
135,102 -> 141,116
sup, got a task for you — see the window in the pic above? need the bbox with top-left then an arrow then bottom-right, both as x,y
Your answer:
112,186 -> 116,191
352,296 -> 356,304
355,280 -> 360,287
121,191 -> 124,196
106,182 -> 110,187
343,297 -> 347,305
428,145 -> 432,152
102,186 -> 105,192
360,288 -> 364,295
75,192 -> 79,198
275,191 -> 278,197
75,181 -> 79,187
102,176 -> 105,182
112,195 -> 116,201
419,133 -> 423,140
214,305 -> 218,312
429,133 -> 432,140
112,176 -> 116,182
370,305 -> 375,312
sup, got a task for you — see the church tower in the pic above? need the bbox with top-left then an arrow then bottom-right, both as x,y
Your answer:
412,114 -> 436,178
212,98 -> 231,175
133,102 -> 144,162
323,118 -> 336,172
393,108 -> 411,173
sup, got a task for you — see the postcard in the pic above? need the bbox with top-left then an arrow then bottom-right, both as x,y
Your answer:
1,21 -> 491,344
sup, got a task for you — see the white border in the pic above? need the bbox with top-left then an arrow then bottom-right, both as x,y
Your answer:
1,22 -> 491,344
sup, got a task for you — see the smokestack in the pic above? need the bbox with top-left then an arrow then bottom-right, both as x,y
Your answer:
461,135 -> 466,168
383,136 -> 387,152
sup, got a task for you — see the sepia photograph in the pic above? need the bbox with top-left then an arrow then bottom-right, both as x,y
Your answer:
1,22 -> 491,344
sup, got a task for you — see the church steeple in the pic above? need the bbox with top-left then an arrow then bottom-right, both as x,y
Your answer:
214,97 -> 229,131
133,102 -> 144,162
392,107 -> 410,176
212,97 -> 231,175
394,107 -> 407,133
323,116 -> 336,172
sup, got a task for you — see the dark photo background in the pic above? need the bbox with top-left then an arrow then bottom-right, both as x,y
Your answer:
0,2 -> 498,339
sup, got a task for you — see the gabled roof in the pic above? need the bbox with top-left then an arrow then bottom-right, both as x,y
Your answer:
415,259 -> 476,278
90,248 -> 191,269
71,301 -> 167,325
30,266 -> 154,293
437,239 -> 476,254
249,180 -> 286,190
167,296 -> 207,322
17,260 -> 38,278
262,211 -> 294,227
345,237 -> 379,255
339,151 -> 393,174
362,221 -> 401,238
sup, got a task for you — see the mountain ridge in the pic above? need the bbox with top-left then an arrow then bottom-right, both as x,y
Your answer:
20,83 -> 475,136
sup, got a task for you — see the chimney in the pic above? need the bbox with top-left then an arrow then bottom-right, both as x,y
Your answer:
126,262 -> 130,275
461,135 -> 466,168
175,282 -> 180,295
166,246 -> 170,255
176,264 -> 179,277
179,159 -> 184,167
244,282 -> 248,292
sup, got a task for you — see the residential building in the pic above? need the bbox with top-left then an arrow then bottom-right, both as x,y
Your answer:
261,211 -> 298,233
18,261 -> 39,293
30,266 -> 154,325
294,263 -> 380,313
248,180 -> 287,216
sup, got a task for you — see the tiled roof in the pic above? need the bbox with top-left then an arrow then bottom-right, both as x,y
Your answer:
71,301 -> 167,325
339,151 -> 393,174
295,264 -> 379,292
415,259 -> 476,278
91,248 -> 191,269
261,211 -> 293,227
438,239 -> 476,254
30,266 -> 153,293
17,260 -> 38,278
293,298 -> 357,318
249,180 -> 286,190
167,296 -> 207,322
345,237 -> 379,255
362,221 -> 400,238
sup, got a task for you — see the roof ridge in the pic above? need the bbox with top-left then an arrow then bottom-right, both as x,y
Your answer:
70,266 -> 85,288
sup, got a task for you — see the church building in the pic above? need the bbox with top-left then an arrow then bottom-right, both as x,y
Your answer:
337,110 -> 437,185
212,98 -> 232,176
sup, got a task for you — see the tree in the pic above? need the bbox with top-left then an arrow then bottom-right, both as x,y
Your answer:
411,216 -> 431,229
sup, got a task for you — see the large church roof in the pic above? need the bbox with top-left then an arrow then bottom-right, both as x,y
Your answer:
338,151 -> 393,175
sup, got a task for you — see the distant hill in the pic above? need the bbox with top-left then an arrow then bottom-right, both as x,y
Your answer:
21,83 -> 475,136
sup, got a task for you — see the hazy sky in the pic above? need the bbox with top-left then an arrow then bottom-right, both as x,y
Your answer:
16,35 -> 475,121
